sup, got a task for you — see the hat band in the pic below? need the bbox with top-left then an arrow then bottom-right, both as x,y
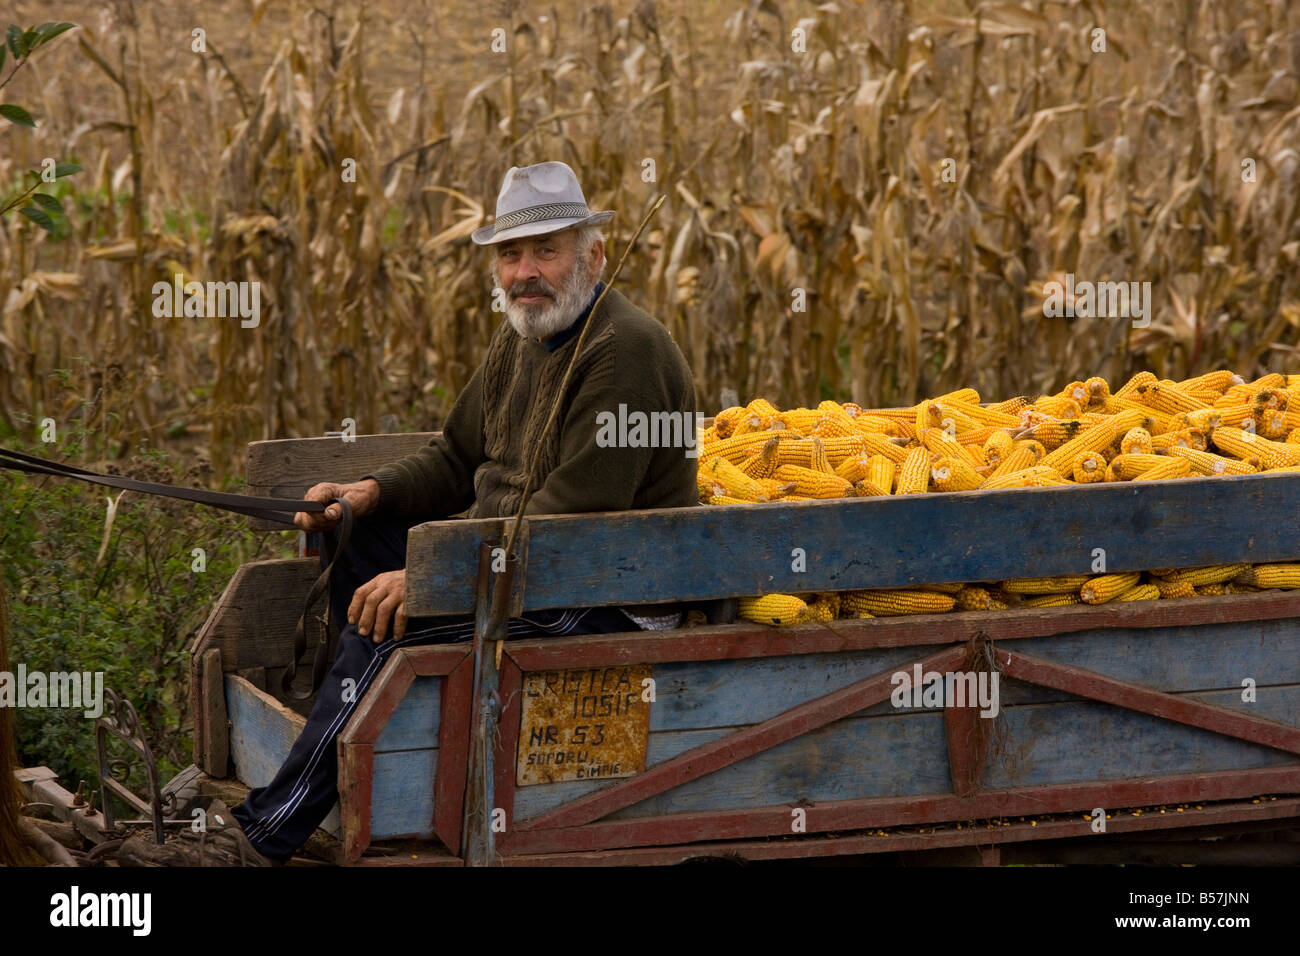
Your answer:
491,201 -> 592,233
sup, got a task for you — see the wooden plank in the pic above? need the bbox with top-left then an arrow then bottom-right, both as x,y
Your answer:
434,657 -> 473,854
193,558 -> 319,671
501,763 -> 1300,855
224,674 -> 341,836
509,682 -> 1300,826
199,648 -> 229,777
246,432 -> 439,529
371,749 -> 438,840
998,649 -> 1300,755
339,741 -> 373,863
374,676 -> 442,753
501,796 -> 1300,866
492,658 -> 523,839
406,473 -> 1300,615
340,653 -> 417,746
518,646 -> 968,831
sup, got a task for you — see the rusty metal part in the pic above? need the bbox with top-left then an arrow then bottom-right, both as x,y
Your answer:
95,688 -> 166,843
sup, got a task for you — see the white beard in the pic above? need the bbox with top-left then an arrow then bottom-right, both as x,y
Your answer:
493,255 -> 597,341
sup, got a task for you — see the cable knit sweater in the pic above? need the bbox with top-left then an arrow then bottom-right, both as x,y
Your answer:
366,287 -> 699,525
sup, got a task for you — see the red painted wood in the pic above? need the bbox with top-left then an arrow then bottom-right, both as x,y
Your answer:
519,646 -> 968,832
998,649 -> 1300,755
338,742 -> 375,863
943,702 -> 986,797
401,644 -> 472,677
351,849 -> 465,867
433,656 -> 473,855
502,764 -> 1300,855
492,656 -> 523,847
340,652 -> 416,745
500,796 -> 1300,866
505,591 -> 1300,668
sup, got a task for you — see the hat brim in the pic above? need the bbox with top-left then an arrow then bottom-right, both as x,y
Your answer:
471,210 -> 614,245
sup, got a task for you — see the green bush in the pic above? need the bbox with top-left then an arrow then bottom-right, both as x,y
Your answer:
0,415 -> 291,798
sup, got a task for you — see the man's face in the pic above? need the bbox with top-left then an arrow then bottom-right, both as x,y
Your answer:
492,228 -> 604,340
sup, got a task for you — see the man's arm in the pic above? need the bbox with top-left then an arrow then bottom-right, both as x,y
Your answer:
364,365 -> 488,520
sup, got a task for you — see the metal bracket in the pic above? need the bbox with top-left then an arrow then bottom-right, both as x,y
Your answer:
95,688 -> 167,844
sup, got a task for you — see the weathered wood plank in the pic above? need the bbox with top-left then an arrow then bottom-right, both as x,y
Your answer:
193,558 -> 320,671
246,433 -> 439,529
374,676 -> 442,753
434,657 -> 473,854
199,649 -> 228,777
224,675 -> 340,835
406,473 -> 1300,615
371,750 -> 439,840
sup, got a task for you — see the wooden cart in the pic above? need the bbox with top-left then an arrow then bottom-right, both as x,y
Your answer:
189,432 -> 1300,865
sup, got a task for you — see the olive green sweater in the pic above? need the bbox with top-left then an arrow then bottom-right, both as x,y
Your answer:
367,287 -> 699,523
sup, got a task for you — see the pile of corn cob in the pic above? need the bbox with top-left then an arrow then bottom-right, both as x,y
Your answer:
693,369 -> 1300,626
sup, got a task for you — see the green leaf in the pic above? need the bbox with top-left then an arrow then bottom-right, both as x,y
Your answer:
21,28 -> 39,53
0,43 -> 6,72
7,25 -> 24,59
18,205 -> 56,233
54,161 -> 82,178
37,23 -> 75,45
0,103 -> 35,127
32,193 -> 62,216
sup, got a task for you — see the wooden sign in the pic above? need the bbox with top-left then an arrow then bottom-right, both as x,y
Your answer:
516,665 -> 652,786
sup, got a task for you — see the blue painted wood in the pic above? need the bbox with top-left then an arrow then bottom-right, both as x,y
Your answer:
225,675 -> 341,835
604,684 -> 1300,819
370,749 -> 438,840
374,676 -> 442,753
405,473 -> 1300,614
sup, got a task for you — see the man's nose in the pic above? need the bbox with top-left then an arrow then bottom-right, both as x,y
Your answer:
514,249 -> 541,280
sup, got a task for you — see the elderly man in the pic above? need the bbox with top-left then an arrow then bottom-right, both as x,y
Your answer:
221,161 -> 698,864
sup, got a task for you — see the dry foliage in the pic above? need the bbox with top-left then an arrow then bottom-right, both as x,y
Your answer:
1,0 -> 1299,477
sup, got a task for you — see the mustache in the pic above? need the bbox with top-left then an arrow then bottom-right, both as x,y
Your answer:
510,278 -> 556,298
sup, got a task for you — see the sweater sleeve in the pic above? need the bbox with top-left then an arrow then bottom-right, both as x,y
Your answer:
364,365 -> 486,520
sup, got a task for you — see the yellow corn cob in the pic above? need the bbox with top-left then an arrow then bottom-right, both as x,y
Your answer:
816,400 -> 847,418
1164,446 -> 1257,476
956,426 -> 999,449
850,480 -> 891,497
981,466 -> 1072,489
700,430 -> 779,464
920,428 -> 980,466
1001,575 -> 1093,594
1133,380 -> 1210,416
707,494 -> 751,505
1083,376 -> 1111,404
1121,426 -> 1153,455
1233,564 -> 1300,589
1178,370 -> 1241,394
1024,418 -> 1090,450
1150,428 -> 1207,452
919,581 -> 964,594
1033,395 -> 1083,419
834,455 -> 871,483
866,455 -> 896,493
799,595 -> 839,623
1059,380 -> 1091,406
1107,453 -> 1173,480
1023,592 -> 1083,608
729,413 -> 766,437
1071,451 -> 1106,483
777,408 -> 822,432
944,400 -> 1022,427
1253,387 -> 1288,410
937,387 -> 981,405
894,447 -> 933,495
1153,564 -> 1251,587
738,594 -> 808,626
856,432 -> 911,464
1081,572 -> 1142,604
1132,458 -> 1193,480
1040,422 -> 1118,475
739,436 -> 782,480
1115,583 -> 1160,602
1170,408 -> 1224,431
956,586 -> 993,611
699,456 -> 770,501
1155,580 -> 1197,599
772,464 -> 853,498
1194,583 -> 1228,596
983,430 -> 1015,464
745,397 -> 781,422
1257,408 -> 1290,440
754,478 -> 798,498
840,589 -> 956,617
916,400 -> 982,436
1116,370 -> 1158,398
711,406 -> 747,439
988,444 -> 1040,480
1211,427 -> 1300,469
930,456 -> 984,492
1287,428 -> 1300,445
986,395 -> 1029,416
808,437 -> 832,474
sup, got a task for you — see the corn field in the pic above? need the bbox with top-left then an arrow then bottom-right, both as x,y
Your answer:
1,0 -> 1299,479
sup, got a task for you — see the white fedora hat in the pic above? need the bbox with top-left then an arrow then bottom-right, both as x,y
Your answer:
471,161 -> 614,245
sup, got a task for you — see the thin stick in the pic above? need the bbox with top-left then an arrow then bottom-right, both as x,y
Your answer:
503,194 -> 666,560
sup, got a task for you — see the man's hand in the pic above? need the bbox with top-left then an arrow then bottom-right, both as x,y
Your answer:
348,570 -> 407,643
294,479 -> 381,533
